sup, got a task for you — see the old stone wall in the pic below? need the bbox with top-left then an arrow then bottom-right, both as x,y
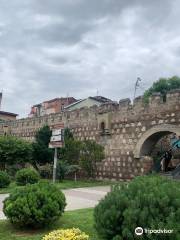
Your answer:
1,89 -> 180,180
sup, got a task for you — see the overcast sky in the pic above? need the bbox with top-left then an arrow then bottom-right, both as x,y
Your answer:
0,0 -> 180,117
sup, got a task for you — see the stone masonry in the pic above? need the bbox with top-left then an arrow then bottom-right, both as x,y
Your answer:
1,90 -> 180,180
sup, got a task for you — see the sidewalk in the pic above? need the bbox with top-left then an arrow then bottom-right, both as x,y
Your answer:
0,186 -> 110,220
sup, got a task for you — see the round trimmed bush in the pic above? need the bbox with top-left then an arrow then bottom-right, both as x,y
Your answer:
15,168 -> 40,186
0,171 -> 10,188
42,228 -> 89,240
94,175 -> 180,240
3,182 -> 66,227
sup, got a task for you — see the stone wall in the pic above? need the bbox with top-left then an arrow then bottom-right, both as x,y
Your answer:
1,90 -> 180,180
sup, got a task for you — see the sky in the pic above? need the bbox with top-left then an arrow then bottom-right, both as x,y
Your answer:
0,0 -> 180,117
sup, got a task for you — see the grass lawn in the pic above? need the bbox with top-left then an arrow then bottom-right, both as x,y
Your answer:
0,179 -> 114,194
0,208 -> 100,240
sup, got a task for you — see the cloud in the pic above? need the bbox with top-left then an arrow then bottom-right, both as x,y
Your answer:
0,0 -> 180,117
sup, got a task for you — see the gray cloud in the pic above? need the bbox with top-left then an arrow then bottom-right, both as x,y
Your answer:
0,0 -> 180,117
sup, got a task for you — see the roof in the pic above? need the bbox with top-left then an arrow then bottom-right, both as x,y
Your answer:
89,96 -> 112,103
0,111 -> 18,117
64,96 -> 112,109
64,99 -> 83,109
33,97 -> 77,106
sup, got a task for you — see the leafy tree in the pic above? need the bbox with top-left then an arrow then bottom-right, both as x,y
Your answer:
32,126 -> 53,171
59,128 -> 82,165
63,127 -> 74,142
0,136 -> 32,169
60,129 -> 104,179
35,125 -> 52,147
79,140 -> 104,178
143,76 -> 180,103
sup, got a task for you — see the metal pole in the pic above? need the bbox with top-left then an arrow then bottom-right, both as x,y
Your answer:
133,77 -> 141,101
53,148 -> 58,183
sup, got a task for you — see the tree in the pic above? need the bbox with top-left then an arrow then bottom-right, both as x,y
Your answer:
59,128 -> 82,165
0,136 -> 32,169
143,76 -> 180,103
56,128 -> 81,181
63,128 -> 74,142
79,140 -> 105,178
32,126 -> 53,171
35,125 -> 52,147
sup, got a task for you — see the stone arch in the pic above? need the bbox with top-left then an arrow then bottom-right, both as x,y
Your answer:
134,124 -> 180,158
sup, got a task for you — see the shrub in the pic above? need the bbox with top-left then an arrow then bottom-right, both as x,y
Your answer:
0,171 -> 10,188
94,175 -> 180,240
15,168 -> 40,186
39,164 -> 53,179
3,182 -> 66,227
42,228 -> 89,240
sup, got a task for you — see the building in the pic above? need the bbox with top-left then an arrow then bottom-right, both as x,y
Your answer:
29,97 -> 77,117
64,96 -> 113,111
0,111 -> 18,121
0,93 -> 18,121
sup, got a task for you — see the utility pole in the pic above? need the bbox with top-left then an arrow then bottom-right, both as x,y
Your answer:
133,77 -> 142,101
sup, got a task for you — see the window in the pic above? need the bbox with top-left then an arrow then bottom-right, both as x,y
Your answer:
100,121 -> 105,133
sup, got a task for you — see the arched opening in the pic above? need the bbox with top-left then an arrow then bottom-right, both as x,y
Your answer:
134,125 -> 180,158
134,125 -> 180,175
138,131 -> 173,157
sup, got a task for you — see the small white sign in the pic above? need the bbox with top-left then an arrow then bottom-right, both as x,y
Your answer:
52,129 -> 62,136
51,135 -> 62,142
49,141 -> 63,148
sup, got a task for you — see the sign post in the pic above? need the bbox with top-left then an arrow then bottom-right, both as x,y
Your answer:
49,124 -> 64,183
53,148 -> 58,183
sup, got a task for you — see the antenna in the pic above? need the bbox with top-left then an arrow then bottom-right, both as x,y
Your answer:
133,77 -> 142,101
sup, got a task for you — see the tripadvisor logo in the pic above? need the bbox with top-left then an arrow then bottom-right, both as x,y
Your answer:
135,227 -> 173,236
135,227 -> 143,236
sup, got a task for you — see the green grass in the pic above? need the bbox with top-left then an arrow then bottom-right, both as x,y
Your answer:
54,179 -> 113,190
0,208 -> 100,240
0,179 -> 113,194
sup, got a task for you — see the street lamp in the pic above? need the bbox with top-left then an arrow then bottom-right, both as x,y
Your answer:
133,77 -> 142,101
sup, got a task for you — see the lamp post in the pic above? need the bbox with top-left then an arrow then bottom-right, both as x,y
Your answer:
133,77 -> 142,101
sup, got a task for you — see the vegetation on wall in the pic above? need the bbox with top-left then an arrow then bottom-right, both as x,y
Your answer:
143,76 -> 180,103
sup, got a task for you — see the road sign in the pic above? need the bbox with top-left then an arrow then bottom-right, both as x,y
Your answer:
49,141 -> 63,148
52,129 -> 62,136
50,123 -> 64,129
51,135 -> 62,142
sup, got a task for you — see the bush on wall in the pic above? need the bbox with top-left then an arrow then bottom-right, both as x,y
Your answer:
3,182 -> 66,228
94,175 -> 180,240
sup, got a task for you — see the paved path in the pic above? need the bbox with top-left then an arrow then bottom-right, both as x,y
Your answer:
0,186 -> 110,220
